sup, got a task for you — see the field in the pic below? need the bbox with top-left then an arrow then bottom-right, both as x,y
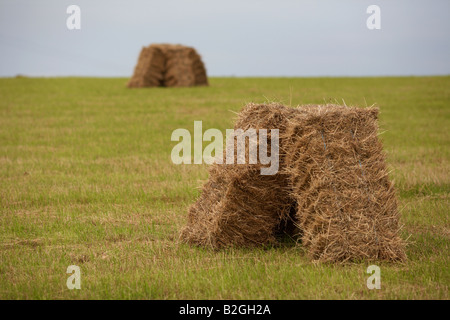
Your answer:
0,76 -> 448,299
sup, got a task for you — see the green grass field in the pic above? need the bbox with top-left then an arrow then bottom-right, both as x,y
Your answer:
0,76 -> 448,299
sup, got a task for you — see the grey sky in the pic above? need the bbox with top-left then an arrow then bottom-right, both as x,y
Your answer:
0,0 -> 449,77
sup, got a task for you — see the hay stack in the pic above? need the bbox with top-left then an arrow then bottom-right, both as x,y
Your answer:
283,105 -> 406,262
164,45 -> 208,87
180,103 -> 297,248
128,44 -> 208,88
127,45 -> 166,88
180,103 -> 406,262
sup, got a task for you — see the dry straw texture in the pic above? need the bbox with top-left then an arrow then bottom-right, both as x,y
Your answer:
283,104 -> 406,262
128,44 -> 208,88
180,104 -> 297,247
180,103 -> 406,263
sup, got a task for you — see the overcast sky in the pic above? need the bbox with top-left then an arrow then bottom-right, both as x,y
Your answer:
0,0 -> 449,77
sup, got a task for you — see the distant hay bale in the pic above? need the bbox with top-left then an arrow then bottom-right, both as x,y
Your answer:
127,44 -> 208,88
164,45 -> 208,87
127,45 -> 166,88
283,105 -> 406,262
180,103 -> 406,263
180,103 -> 297,248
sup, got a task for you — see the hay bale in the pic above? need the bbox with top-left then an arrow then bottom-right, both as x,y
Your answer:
127,45 -> 166,88
180,103 -> 297,248
128,44 -> 208,88
164,45 -> 208,87
282,104 -> 406,262
180,103 -> 406,262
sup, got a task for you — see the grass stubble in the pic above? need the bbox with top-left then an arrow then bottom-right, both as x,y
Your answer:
0,76 -> 448,299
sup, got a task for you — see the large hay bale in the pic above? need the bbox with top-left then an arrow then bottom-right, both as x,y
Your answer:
180,103 -> 297,248
282,104 -> 406,262
128,44 -> 208,88
180,103 -> 406,262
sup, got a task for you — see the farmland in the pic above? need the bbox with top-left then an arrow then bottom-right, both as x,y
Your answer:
0,76 -> 448,299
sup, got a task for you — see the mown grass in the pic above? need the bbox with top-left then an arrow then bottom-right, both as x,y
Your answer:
0,76 -> 448,299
